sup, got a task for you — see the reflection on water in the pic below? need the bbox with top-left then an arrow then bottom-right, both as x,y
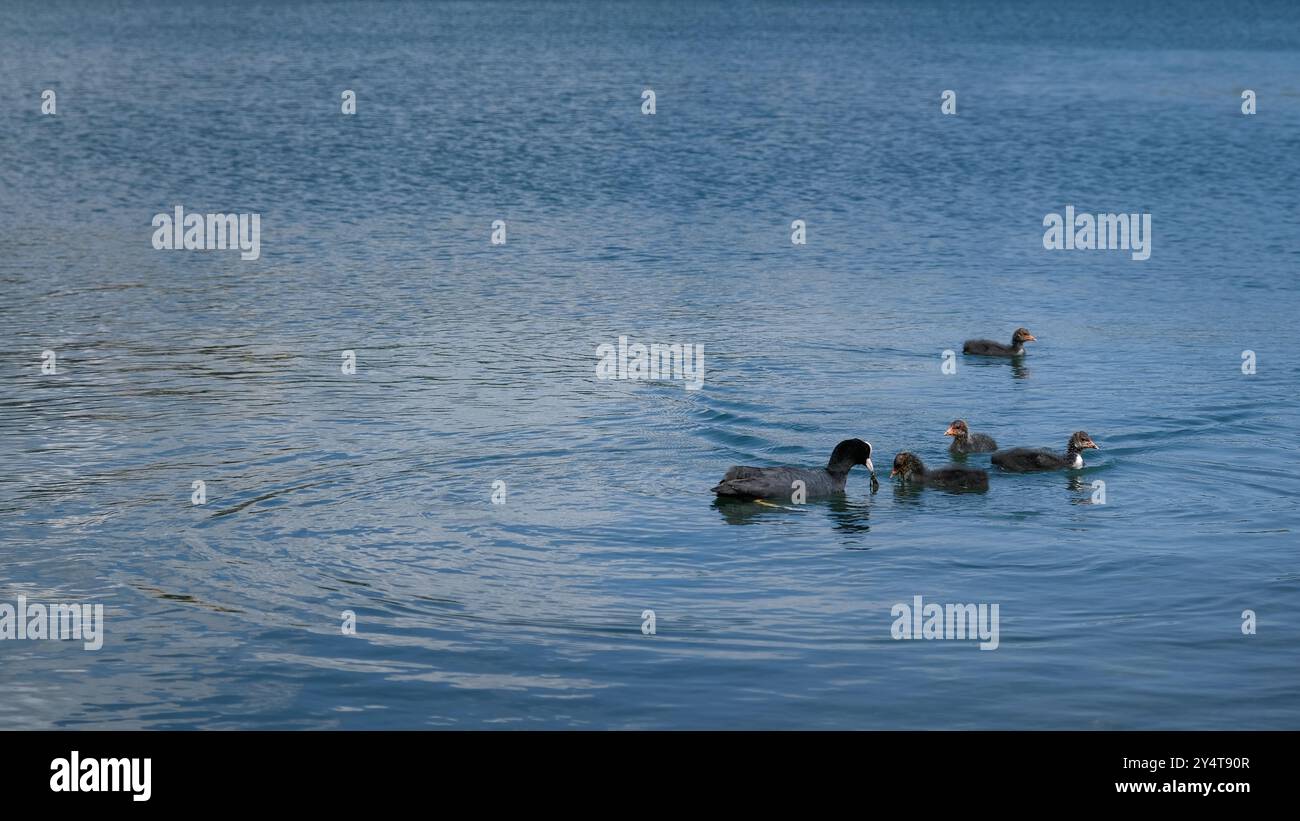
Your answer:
712,495 -> 873,536
824,497 -> 873,536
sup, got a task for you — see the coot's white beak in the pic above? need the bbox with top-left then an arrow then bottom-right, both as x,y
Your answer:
865,458 -> 875,475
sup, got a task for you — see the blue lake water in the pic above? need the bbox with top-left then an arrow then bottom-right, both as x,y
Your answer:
1,0 -> 1298,728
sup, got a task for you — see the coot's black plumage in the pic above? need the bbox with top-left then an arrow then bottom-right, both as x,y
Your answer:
945,419 -> 998,454
991,431 -> 1099,472
889,452 -> 989,492
712,438 -> 878,500
963,327 -> 1036,357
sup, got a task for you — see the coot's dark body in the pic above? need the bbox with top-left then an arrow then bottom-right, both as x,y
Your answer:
889,452 -> 989,492
945,420 -> 998,454
991,431 -> 1099,472
963,327 -> 1036,357
712,438 -> 877,500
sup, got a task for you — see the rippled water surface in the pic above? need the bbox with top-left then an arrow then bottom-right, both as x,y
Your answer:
2,0 -> 1299,728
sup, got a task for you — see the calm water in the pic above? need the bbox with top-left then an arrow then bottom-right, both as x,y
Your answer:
1,0 -> 1298,729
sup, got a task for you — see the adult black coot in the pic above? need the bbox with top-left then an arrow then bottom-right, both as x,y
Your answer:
712,439 -> 878,500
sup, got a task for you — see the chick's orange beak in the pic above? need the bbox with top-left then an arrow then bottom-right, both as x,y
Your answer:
889,468 -> 898,477
944,425 -> 958,436
1023,333 -> 1037,342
